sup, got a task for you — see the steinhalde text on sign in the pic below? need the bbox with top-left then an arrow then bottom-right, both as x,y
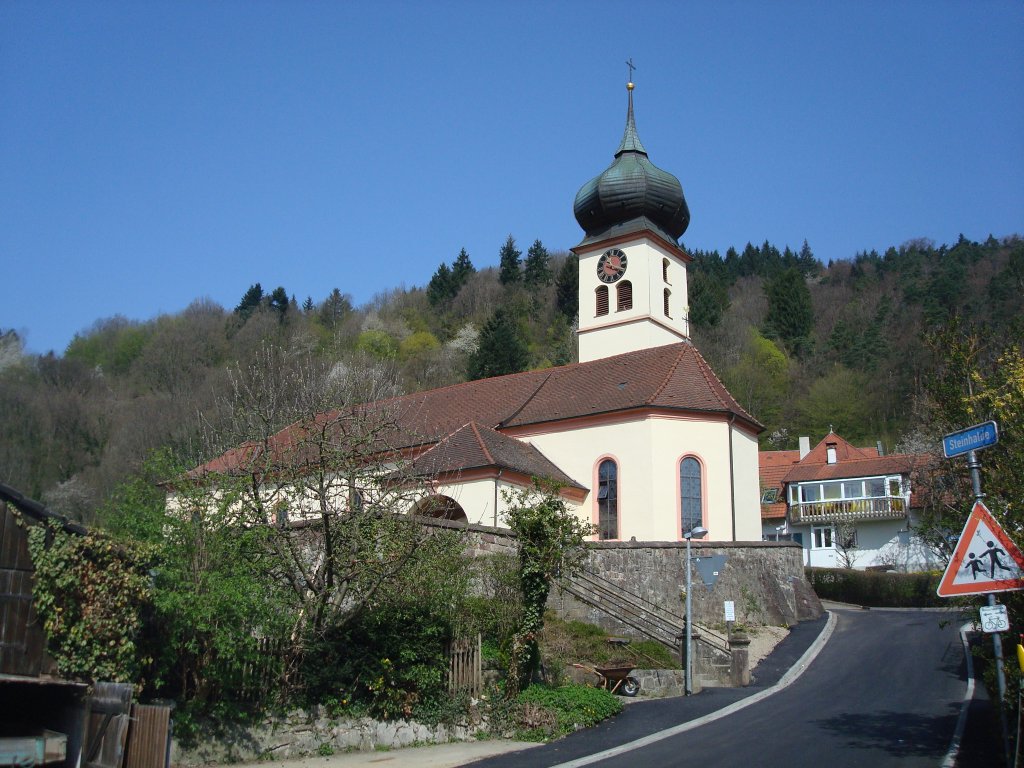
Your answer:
942,420 -> 999,458
937,500 -> 1024,597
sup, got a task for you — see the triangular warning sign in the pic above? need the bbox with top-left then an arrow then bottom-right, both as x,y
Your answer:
937,501 -> 1024,597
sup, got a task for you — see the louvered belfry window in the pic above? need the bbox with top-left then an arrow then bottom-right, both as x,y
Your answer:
596,285 -> 609,316
662,258 -> 670,283
663,288 -> 671,317
616,281 -> 632,311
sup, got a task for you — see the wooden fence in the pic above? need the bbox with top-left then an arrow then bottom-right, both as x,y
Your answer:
446,634 -> 482,697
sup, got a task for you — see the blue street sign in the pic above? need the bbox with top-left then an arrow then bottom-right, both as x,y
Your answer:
943,421 -> 999,458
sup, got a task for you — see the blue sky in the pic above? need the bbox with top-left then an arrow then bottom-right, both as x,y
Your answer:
2,1 -> 1022,355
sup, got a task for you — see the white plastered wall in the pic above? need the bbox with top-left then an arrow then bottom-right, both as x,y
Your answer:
577,237 -> 690,363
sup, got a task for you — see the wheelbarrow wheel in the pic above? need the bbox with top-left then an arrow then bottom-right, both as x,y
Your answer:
621,676 -> 640,697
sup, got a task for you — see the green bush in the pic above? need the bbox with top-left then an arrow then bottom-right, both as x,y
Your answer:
806,567 -> 944,607
514,684 -> 623,740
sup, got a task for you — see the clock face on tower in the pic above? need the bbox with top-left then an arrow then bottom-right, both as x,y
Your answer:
597,248 -> 628,283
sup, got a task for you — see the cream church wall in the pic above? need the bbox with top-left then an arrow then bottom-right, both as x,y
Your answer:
731,428 -> 763,540
426,476 -> 525,528
518,413 -> 759,542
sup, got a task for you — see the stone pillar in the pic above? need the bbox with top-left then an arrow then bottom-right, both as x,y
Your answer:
729,633 -> 751,687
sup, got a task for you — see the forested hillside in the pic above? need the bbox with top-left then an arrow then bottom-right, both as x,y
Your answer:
1,233 -> 1020,522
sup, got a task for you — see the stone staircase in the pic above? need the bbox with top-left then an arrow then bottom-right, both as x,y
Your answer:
560,568 -> 733,680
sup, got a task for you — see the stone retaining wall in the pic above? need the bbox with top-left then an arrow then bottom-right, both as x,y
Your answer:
171,708 -> 484,766
550,540 -> 822,631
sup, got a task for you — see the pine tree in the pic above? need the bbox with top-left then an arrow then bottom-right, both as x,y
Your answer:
426,262 -> 455,307
268,287 -> 289,319
763,267 -> 814,356
554,255 -> 578,320
467,307 -> 529,380
319,288 -> 352,329
523,239 -> 551,287
498,235 -> 522,285
235,283 -> 264,319
451,248 -> 475,289
688,270 -> 728,328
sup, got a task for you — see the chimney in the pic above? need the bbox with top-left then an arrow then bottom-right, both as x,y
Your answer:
799,436 -> 810,459
876,440 -> 885,457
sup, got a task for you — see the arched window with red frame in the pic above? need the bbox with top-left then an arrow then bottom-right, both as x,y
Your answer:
597,459 -> 618,540
680,456 -> 703,536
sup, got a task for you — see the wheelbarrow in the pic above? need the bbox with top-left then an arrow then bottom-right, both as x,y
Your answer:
572,663 -> 640,697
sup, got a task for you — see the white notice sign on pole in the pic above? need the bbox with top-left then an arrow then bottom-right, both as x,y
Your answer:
724,600 -> 736,622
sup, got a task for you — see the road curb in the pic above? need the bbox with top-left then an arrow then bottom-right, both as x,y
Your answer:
545,611 -> 839,768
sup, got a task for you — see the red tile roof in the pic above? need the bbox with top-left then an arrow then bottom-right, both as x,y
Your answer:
758,450 -> 799,520
385,341 -> 760,448
782,434 -> 913,483
193,342 -> 760,480
401,422 -> 586,489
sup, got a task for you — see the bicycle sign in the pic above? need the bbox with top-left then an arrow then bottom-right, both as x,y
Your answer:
980,604 -> 1010,634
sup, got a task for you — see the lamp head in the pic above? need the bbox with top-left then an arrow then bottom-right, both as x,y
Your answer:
684,526 -> 708,540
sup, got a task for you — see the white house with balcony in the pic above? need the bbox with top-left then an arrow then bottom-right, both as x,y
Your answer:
760,431 -> 937,571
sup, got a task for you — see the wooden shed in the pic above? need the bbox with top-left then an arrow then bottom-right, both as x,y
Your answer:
0,484 -> 174,768
0,483 -> 91,768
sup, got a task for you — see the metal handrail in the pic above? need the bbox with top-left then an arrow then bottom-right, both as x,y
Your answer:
562,569 -> 731,655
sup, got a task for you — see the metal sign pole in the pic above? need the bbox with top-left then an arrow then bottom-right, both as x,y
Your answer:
969,448 -> 1011,766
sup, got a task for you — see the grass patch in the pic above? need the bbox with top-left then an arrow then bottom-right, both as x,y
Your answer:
539,613 -> 679,672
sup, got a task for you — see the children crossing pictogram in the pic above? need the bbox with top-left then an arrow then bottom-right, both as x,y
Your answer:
937,501 -> 1024,597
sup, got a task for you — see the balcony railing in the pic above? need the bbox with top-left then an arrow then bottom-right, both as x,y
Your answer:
790,496 -> 906,525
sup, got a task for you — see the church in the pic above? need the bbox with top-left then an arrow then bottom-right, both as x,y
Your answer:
195,81 -> 765,544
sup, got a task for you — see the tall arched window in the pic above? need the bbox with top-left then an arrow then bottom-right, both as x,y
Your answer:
663,288 -> 671,317
596,285 -> 609,316
597,459 -> 618,540
680,457 -> 702,536
616,281 -> 633,311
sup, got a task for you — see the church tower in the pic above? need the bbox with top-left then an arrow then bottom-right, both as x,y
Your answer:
573,80 -> 692,363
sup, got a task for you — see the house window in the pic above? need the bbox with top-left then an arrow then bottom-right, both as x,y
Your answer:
662,258 -> 670,283
680,457 -> 702,535
597,459 -> 618,540
663,288 -> 671,317
763,532 -> 794,542
842,480 -> 864,498
812,526 -> 834,549
761,488 -> 779,504
616,281 -> 633,311
826,444 -> 837,464
800,484 -> 821,503
596,285 -> 609,316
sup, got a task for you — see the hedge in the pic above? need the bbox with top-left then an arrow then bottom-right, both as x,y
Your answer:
806,567 -> 945,608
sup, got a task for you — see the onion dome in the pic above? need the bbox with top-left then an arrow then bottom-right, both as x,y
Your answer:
574,82 -> 690,244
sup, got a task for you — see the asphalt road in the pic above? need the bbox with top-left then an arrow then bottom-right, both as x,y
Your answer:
468,607 -> 994,768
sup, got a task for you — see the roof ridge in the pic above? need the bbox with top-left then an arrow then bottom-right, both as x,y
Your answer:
647,344 -> 689,403
469,422 -> 496,465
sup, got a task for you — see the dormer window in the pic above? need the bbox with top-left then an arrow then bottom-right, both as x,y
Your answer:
826,444 -> 837,464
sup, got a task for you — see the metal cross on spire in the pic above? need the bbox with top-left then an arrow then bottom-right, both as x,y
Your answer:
626,58 -> 636,84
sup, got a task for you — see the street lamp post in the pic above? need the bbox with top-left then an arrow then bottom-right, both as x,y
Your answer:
684,525 -> 708,695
